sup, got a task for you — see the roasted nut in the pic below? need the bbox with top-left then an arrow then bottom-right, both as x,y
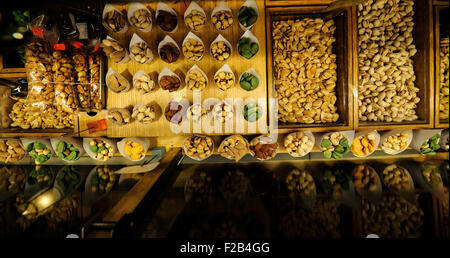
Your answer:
156,10 -> 178,32
381,132 -> 409,153
186,69 -> 207,91
89,139 -> 114,161
218,135 -> 249,162
106,72 -> 129,93
103,10 -> 126,33
130,42 -> 152,64
212,10 -> 233,30
187,104 -> 207,123
0,139 -> 26,163
52,50 -> 78,113
185,9 -> 206,31
284,131 -> 314,157
352,165 -> 378,192
211,102 -> 233,123
0,167 -> 26,192
182,39 -> 204,61
108,109 -> 131,125
165,100 -> 185,124
159,75 -> 181,92
100,39 -> 127,63
249,136 -> 278,160
159,43 -> 180,63
133,73 -> 155,93
211,41 -> 231,61
25,41 -> 54,104
440,42 -> 449,120
132,104 -> 156,124
273,18 -> 339,124
130,8 -> 152,30
214,71 -> 234,91
286,169 -> 315,200
382,164 -> 411,191
73,50 -> 90,109
91,166 -> 115,193
357,0 -> 419,123
351,133 -> 377,157
184,135 -> 213,160
89,53 -> 102,111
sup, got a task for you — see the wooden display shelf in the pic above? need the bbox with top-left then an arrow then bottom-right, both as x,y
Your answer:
266,5 -> 354,134
265,0 -> 334,7
434,3 -> 449,128
353,0 -> 435,131
105,1 -> 267,137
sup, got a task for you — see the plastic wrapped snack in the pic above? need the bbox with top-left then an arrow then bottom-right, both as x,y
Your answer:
89,52 -> 102,111
73,49 -> 90,109
52,50 -> 78,113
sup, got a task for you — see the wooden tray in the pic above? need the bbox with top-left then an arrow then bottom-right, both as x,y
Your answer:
266,5 -> 354,134
265,0 -> 334,7
434,3 -> 449,128
105,1 -> 267,137
353,0 -> 435,130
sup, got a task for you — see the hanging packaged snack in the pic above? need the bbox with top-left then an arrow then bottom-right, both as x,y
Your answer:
89,51 -> 103,111
52,50 -> 79,113
72,48 -> 90,109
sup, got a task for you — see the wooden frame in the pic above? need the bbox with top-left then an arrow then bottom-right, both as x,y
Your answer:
354,0 -> 435,131
0,55 -> 26,74
266,5 -> 354,134
265,0 -> 334,7
434,3 -> 449,128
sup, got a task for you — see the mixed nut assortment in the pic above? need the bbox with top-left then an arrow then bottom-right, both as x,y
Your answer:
358,0 -> 420,122
214,71 -> 234,91
184,135 -> 214,160
210,41 -> 231,61
186,68 -> 207,91
130,42 -> 152,64
129,8 -> 152,30
103,10 -> 127,33
108,108 -> 131,125
185,9 -> 206,31
182,39 -> 204,61
249,136 -> 278,160
217,135 -> 249,162
382,164 -> 411,191
90,166 -> 115,193
106,71 -> 130,93
25,141 -> 52,164
212,10 -> 233,30
187,104 -> 207,123
440,42 -> 449,120
284,131 -> 314,157
320,132 -> 350,159
124,140 -> 146,161
132,104 -> 156,124
353,165 -> 378,192
0,139 -> 25,163
100,38 -> 127,63
159,75 -> 181,92
89,139 -> 114,161
133,73 -> 155,94
351,133 -> 377,157
381,131 -> 409,153
159,42 -> 180,63
273,18 -> 339,124
156,10 -> 178,32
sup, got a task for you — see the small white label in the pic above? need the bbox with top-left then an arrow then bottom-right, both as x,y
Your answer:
76,23 -> 88,40
66,234 -> 79,238
366,234 -> 379,238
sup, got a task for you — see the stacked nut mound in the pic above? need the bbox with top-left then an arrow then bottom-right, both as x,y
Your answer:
185,10 -> 206,31
106,72 -> 129,93
286,169 -> 315,200
129,8 -> 152,30
440,42 -> 449,120
182,39 -> 204,61
212,10 -> 233,30
218,135 -> 249,162
188,104 -> 207,123
159,75 -> 181,92
103,10 -> 126,32
381,131 -> 409,153
130,42 -> 152,64
0,139 -> 25,163
108,109 -> 131,125
284,132 -> 314,157
357,0 -> 420,122
134,73 -> 155,93
214,71 -> 234,91
211,41 -> 231,61
249,136 -> 278,160
273,18 -> 339,124
184,135 -> 213,160
382,164 -> 411,191
100,39 -> 127,63
132,104 -> 156,124
186,68 -> 207,91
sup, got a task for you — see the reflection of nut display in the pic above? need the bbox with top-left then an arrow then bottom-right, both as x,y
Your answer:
44,193 -> 79,230
351,133 -> 377,157
165,101 -> 185,124
212,10 -> 233,30
159,43 -> 180,63
132,104 -> 156,124
89,139 -> 114,161
108,109 -> 131,125
353,165 -> 378,192
100,39 -> 127,63
358,0 -> 419,122
156,10 -> 178,32
186,69 -> 207,91
106,72 -> 129,93
440,43 -> 449,120
188,104 -> 207,123
91,166 -> 115,193
442,186 -> 449,238
218,135 -> 249,162
284,131 -> 314,157
103,10 -> 126,32
130,8 -> 152,30
184,135 -> 213,160
159,75 -> 181,92
362,194 -> 423,238
134,73 -> 155,93
185,171 -> 213,206
0,166 -> 26,192
185,10 -> 206,31
124,140 -> 146,161
130,42 -> 152,64
214,71 -> 234,91
250,137 -> 278,160
273,18 -> 339,124
211,41 -> 231,61
0,139 -> 25,163
420,164 -> 442,187
212,102 -> 233,123
382,165 -> 411,191
219,170 -> 250,201
182,39 -> 204,61
381,132 -> 409,153
286,169 -> 315,199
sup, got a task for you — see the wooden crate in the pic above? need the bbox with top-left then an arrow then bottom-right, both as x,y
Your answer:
266,6 -> 354,134
353,0 -> 435,130
265,0 -> 334,7
434,3 -> 449,128
105,1 -> 268,137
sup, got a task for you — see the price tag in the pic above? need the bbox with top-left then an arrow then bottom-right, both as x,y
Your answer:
31,28 -> 44,37
52,44 -> 66,50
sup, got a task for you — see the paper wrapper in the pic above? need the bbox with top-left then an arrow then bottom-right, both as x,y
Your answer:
158,67 -> 181,92
382,164 -> 416,203
84,166 -> 118,205
50,137 -> 85,163
106,35 -> 130,63
117,137 -> 150,162
133,69 -> 156,94
238,0 -> 259,31
156,2 -> 179,33
106,67 -> 131,93
353,165 -> 382,204
211,0 -> 233,31
83,138 -> 118,162
210,34 -> 233,59
21,138 -> 55,160
186,64 -> 208,92
107,107 -> 132,126
129,33 -> 154,64
315,131 -> 355,156
182,32 -> 205,61
284,130 -> 315,158
158,35 -> 181,62
238,30 -> 260,59
351,130 -> 380,158
102,4 -> 129,34
127,3 -> 152,32
184,1 -> 206,31
183,135 -> 214,161
214,64 -> 236,90
408,162 -> 445,201
164,98 -> 189,124
239,68 -> 260,90
249,135 -> 279,161
410,129 -> 442,154
439,129 -> 449,151
0,138 -> 26,162
218,135 -> 250,161
379,130 -> 413,155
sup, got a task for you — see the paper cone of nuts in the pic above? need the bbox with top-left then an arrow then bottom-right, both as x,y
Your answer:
0,138 -> 26,163
439,129 -> 449,151
210,34 -> 232,61
158,67 -> 182,92
218,135 -> 249,162
238,0 -> 259,31
410,129 -> 442,155
239,68 -> 260,91
182,32 -> 205,61
351,130 -> 380,157
184,1 -> 206,32
158,35 -> 181,63
106,67 -> 131,93
381,164 -> 415,203
133,70 -> 156,94
83,138 -> 118,162
117,137 -> 150,162
185,64 -> 208,92
249,135 -> 279,161
127,3 -> 152,32
21,138 -> 54,164
315,131 -> 354,159
132,103 -> 158,124
211,0 -> 233,31
379,130 -> 413,155
156,2 -> 178,33
100,36 -> 130,63
107,107 -> 132,126
284,130 -> 315,158
50,137 -> 85,163
183,135 -> 214,161
237,30 -> 259,59
214,64 -> 235,91
129,33 -> 154,64
102,4 -> 128,34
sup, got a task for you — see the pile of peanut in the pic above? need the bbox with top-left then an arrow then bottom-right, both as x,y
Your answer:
381,131 -> 409,153
357,0 -> 420,122
182,39 -> 204,61
284,131 -> 314,157
440,42 -> 449,120
0,139 -> 25,163
273,18 -> 339,124
186,69 -> 207,91
185,10 -> 206,31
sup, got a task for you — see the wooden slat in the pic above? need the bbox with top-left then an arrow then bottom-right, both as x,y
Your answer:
102,147 -> 181,222
434,4 -> 449,128
265,0 -> 334,7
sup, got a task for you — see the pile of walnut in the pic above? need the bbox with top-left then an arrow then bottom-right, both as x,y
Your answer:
184,135 -> 213,160
273,18 -> 339,124
132,104 -> 156,124
130,42 -> 152,64
133,73 -> 155,94
284,131 -> 314,157
357,0 -> 420,122
440,42 -> 449,120
0,139 -> 25,163
130,8 -> 152,30
218,135 -> 249,162
100,39 -> 127,63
